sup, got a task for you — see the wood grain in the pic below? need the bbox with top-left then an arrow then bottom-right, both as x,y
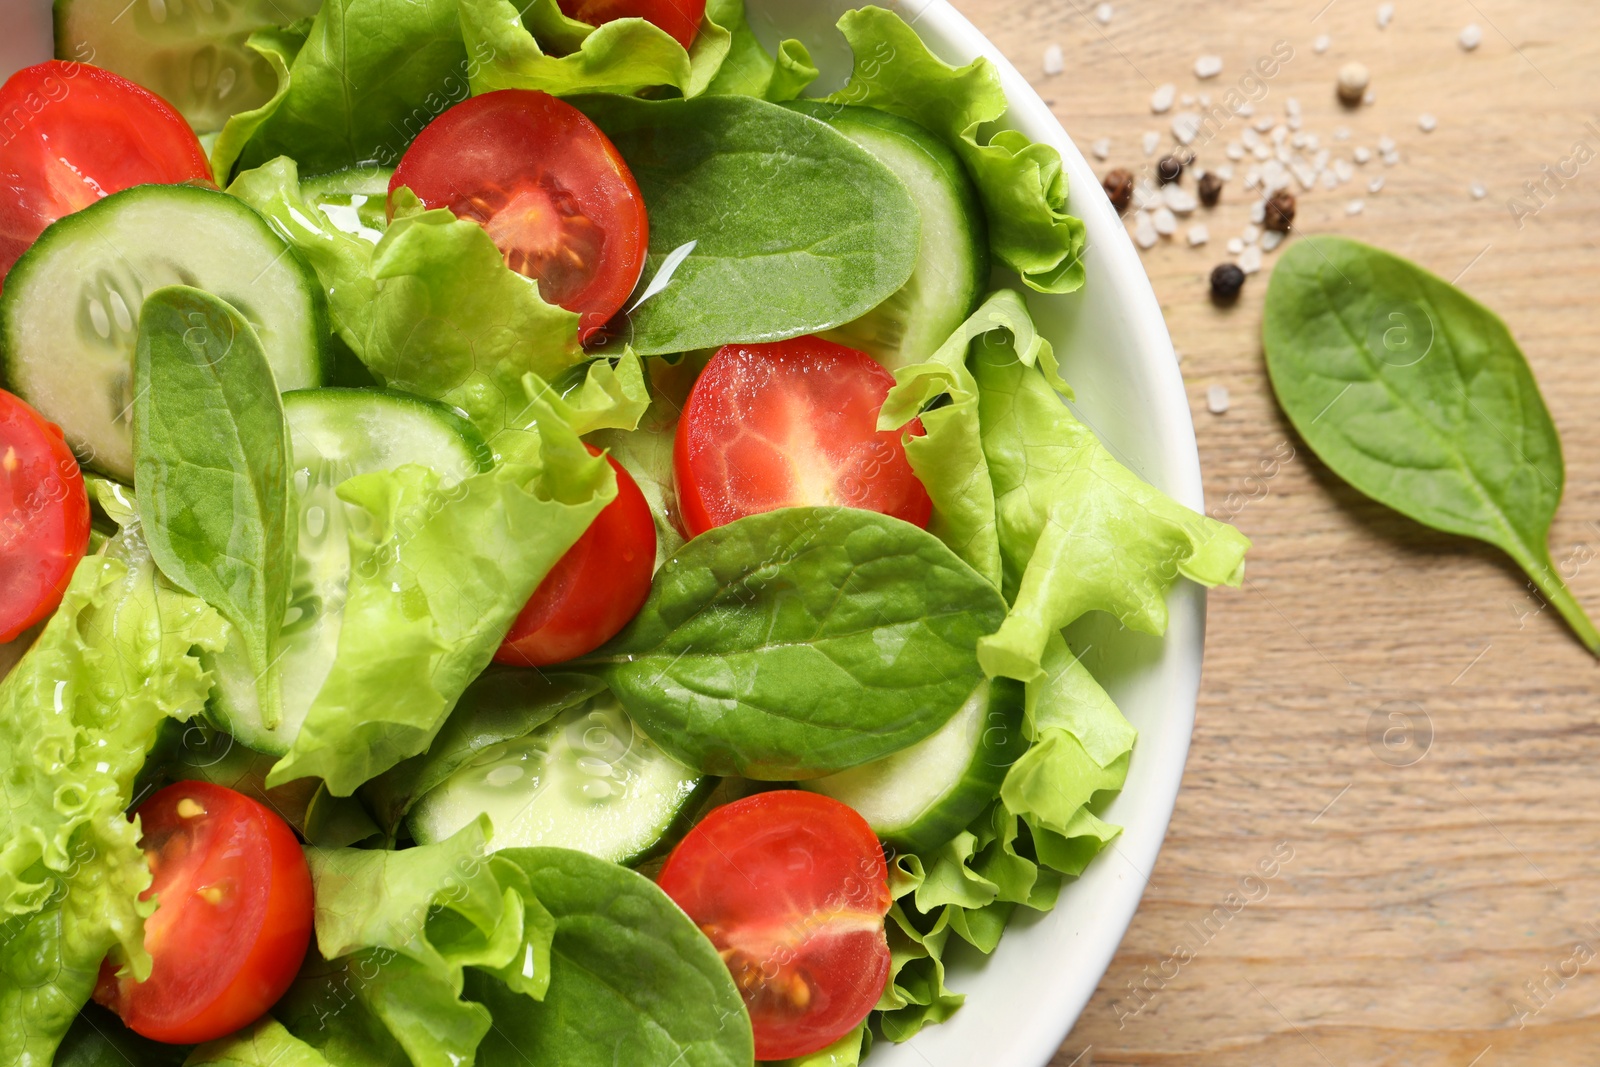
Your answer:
943,1 -> 1600,1064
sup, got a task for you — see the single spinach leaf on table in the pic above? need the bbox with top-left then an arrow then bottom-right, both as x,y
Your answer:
1263,236 -> 1600,653
574,507 -> 1008,779
573,93 -> 921,357
464,847 -> 753,1067
133,286 -> 294,719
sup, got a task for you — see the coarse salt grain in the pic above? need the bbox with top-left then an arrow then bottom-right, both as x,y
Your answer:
1369,175 -> 1386,193
1043,44 -> 1065,76
1143,130 -> 1161,155
1163,184 -> 1199,213
1181,93 -> 1195,107
1418,113 -> 1438,133
1187,224 -> 1209,246
1471,181 -> 1487,199
1207,385 -> 1231,414
1243,223 -> 1261,244
1335,126 -> 1351,141
1095,3 -> 1113,24
1239,246 -> 1263,274
1152,206 -> 1178,235
1377,135 -> 1396,152
1238,102 -> 1255,118
1172,113 -> 1203,145
1354,146 -> 1372,163
1133,213 -> 1158,249
1377,3 -> 1394,28
1460,24 -> 1482,50
1215,163 -> 1234,180
1091,137 -> 1111,160
1254,114 -> 1276,132
1227,142 -> 1245,161
1321,169 -> 1339,190
1195,55 -> 1224,79
1347,198 -> 1365,214
1151,83 -> 1176,113
1261,229 -> 1284,251
1250,199 -> 1267,224
1313,34 -> 1331,54
1227,237 -> 1245,254
1335,158 -> 1355,181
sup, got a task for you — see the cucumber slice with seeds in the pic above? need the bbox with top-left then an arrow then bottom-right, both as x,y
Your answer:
0,184 -> 328,481
790,102 -> 989,370
205,388 -> 492,756
408,694 -> 709,865
53,0 -> 324,134
804,677 -> 1025,853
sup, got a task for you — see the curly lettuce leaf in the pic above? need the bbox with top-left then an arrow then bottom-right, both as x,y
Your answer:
0,534 -> 226,1064
460,0 -> 805,101
209,22 -> 312,183
529,351 -> 651,437
361,202 -> 586,448
823,7 -> 1087,294
222,0 -> 474,179
974,338 -> 1250,681
275,818 -> 553,1067
187,1017 -> 332,1067
266,399 -> 615,794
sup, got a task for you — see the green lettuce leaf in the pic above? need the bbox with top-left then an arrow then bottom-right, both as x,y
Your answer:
266,397 -> 615,795
209,21 -> 312,183
225,0 -> 475,179
823,6 -> 1088,294
973,337 -> 1250,681
459,0 -> 750,100
361,203 -> 586,449
703,0 -> 818,101
53,1002 -> 190,1066
0,532 -> 226,1063
275,818 -> 553,1067
226,157 -> 380,359
187,1017 -> 332,1067
531,350 -> 651,436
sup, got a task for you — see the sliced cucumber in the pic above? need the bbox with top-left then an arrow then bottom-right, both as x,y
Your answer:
789,102 -> 990,370
408,693 -> 709,865
0,184 -> 328,481
805,677 -> 1025,853
206,388 -> 492,755
54,0 -> 323,134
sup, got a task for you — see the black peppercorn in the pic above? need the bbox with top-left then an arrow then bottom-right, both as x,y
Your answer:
1264,190 -> 1297,232
1157,154 -> 1185,184
1101,168 -> 1134,214
1197,171 -> 1223,207
1210,263 -> 1246,304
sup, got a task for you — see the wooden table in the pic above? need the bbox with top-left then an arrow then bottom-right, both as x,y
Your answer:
944,1 -> 1600,1063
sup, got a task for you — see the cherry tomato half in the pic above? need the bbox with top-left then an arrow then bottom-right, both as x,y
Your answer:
0,389 -> 90,642
0,61 -> 211,287
496,445 -> 656,667
673,337 -> 933,538
557,0 -> 707,50
95,782 -> 314,1045
390,90 -> 648,340
657,791 -> 891,1060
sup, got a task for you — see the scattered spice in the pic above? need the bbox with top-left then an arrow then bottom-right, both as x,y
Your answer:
1459,24 -> 1482,51
1101,168 -> 1135,213
1337,62 -> 1370,107
1157,154 -> 1185,184
1210,263 -> 1246,304
1264,190 -> 1297,232
1198,171 -> 1223,206
1206,385 -> 1231,414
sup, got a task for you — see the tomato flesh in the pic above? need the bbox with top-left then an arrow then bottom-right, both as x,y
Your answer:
0,389 -> 90,642
0,61 -> 211,287
557,0 -> 707,50
673,337 -> 932,538
390,90 -> 648,340
497,446 -> 655,667
657,791 -> 891,1060
95,782 -> 313,1045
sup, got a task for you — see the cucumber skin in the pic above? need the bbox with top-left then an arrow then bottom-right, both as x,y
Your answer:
788,101 -> 990,368
0,184 -> 333,476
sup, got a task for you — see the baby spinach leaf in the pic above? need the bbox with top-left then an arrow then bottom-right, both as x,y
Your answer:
1264,236 -> 1600,654
574,94 -> 920,356
575,507 -> 1007,779
133,286 -> 294,718
464,847 -> 753,1067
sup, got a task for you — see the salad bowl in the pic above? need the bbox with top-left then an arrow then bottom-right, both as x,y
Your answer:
0,1 -> 1209,1064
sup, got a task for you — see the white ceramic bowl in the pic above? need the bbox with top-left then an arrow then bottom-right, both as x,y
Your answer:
2,2 -> 1206,1064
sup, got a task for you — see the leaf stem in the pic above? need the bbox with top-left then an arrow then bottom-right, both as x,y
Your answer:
1521,553 -> 1600,657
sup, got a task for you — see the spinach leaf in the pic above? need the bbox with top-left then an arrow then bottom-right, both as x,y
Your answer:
574,94 -> 921,357
575,507 -> 1007,779
464,847 -> 753,1067
133,286 -> 294,719
362,669 -> 606,834
1264,236 -> 1600,653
